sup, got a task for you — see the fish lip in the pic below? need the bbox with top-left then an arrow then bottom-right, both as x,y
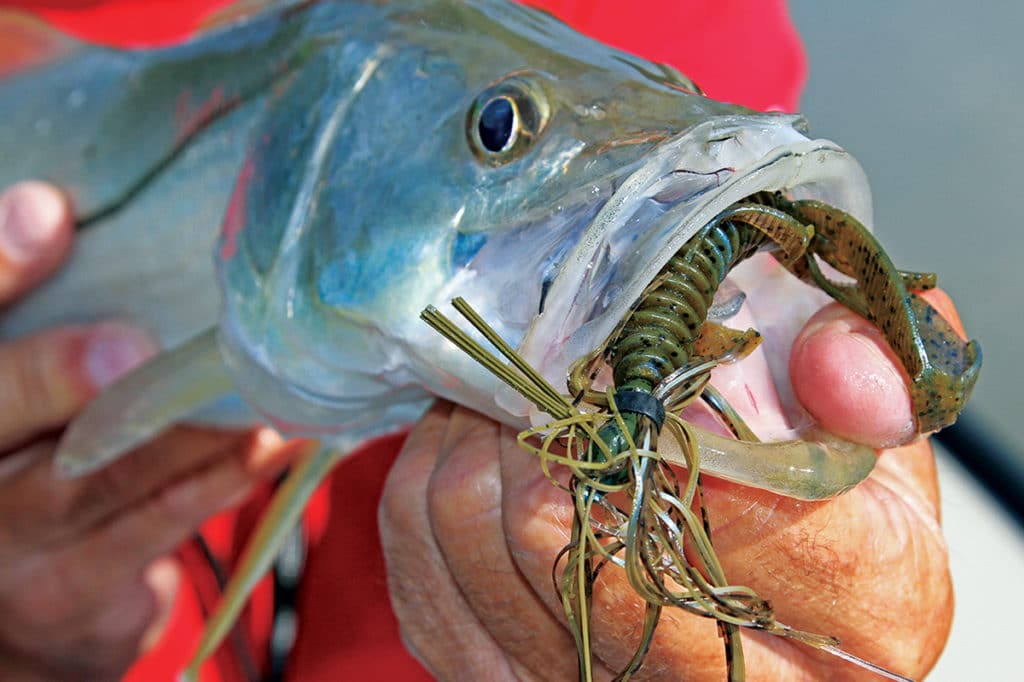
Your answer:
499,114 -> 873,420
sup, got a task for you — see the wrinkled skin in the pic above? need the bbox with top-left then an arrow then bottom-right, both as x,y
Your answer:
381,286 -> 958,680
0,183 -> 303,681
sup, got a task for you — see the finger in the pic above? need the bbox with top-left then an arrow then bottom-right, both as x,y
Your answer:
379,402 -> 517,680
76,426 -> 304,540
790,302 -> 914,448
789,287 -> 970,449
0,576 -> 160,682
0,322 -> 155,451
1,429 -> 299,638
0,181 -> 73,304
57,438 -> 267,595
426,406 -> 580,681
0,426 -> 300,549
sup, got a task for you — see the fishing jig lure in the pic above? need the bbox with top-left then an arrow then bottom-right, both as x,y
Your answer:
423,192 -> 979,681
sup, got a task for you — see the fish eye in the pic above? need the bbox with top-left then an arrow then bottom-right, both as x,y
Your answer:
468,74 -> 549,164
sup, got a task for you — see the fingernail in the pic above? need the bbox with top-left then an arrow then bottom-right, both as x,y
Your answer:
0,182 -> 65,263
85,323 -> 158,388
799,302 -> 857,338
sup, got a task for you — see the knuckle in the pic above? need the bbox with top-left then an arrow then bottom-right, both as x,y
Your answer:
6,342 -> 52,425
377,482 -> 414,544
0,328 -> 87,437
424,460 -> 456,525
0,444 -> 77,549
426,443 -> 500,536
425,460 -> 465,537
379,479 -> 437,584
379,460 -> 425,540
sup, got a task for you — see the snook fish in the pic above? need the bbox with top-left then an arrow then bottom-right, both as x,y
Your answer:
0,0 -> 879,466
0,0 -> 979,679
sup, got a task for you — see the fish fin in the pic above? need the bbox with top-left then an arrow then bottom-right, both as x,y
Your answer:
0,9 -> 78,78
56,328 -> 233,478
179,442 -> 340,682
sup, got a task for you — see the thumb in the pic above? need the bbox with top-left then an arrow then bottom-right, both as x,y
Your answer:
0,181 -> 73,304
790,303 -> 914,448
790,288 -> 966,449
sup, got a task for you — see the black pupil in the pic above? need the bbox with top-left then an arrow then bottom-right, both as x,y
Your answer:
478,97 -> 515,152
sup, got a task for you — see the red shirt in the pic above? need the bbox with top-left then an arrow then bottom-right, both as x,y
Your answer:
1,2 -> 805,680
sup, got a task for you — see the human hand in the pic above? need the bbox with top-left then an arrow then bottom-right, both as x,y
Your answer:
380,288 -> 955,680
0,182 -> 303,682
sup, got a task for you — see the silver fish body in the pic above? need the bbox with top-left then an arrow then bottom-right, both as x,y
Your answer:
0,0 -> 870,470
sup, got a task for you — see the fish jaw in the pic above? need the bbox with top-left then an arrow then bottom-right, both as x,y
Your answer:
498,114 -> 873,424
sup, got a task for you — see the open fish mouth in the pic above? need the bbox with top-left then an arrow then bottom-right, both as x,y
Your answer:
498,114 -> 873,421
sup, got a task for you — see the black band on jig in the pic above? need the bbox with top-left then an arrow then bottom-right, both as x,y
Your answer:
614,390 -> 666,432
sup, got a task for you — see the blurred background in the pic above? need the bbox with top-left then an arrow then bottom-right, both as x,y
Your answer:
789,2 -> 1024,678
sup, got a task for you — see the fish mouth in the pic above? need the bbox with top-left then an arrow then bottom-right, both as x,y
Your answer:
498,114 -> 873,420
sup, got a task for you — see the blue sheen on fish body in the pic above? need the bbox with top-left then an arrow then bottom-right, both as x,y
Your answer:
450,232 -> 490,269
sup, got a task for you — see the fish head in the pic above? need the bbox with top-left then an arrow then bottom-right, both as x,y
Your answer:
214,0 -> 871,436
